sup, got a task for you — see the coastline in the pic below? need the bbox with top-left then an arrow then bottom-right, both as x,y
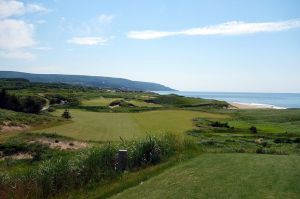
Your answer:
229,102 -> 286,110
155,91 -> 297,109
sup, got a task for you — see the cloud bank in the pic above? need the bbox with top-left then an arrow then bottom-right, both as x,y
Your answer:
127,19 -> 300,40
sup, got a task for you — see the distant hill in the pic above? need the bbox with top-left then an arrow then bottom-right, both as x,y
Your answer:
0,71 -> 175,91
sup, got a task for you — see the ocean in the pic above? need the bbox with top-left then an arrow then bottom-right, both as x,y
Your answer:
155,91 -> 300,109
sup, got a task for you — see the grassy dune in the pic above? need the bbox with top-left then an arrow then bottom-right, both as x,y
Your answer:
37,109 -> 227,141
110,153 -> 300,199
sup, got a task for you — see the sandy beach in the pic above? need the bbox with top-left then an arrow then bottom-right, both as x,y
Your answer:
229,102 -> 285,109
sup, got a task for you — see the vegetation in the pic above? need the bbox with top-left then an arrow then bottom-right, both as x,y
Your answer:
0,78 -> 300,199
0,71 -> 174,91
0,134 -> 187,199
61,109 -> 71,119
37,109 -> 227,141
110,154 -> 300,199
0,89 -> 45,114
145,94 -> 229,108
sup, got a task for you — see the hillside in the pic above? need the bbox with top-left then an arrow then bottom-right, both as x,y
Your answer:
0,71 -> 175,91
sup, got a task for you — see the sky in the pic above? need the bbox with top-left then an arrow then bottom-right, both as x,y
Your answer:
0,0 -> 300,92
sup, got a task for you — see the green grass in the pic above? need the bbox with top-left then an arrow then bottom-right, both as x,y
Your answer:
110,153 -> 300,199
146,94 -> 229,108
82,97 -> 161,108
36,109 -> 227,141
226,109 -> 300,134
82,98 -> 123,106
127,100 -> 162,107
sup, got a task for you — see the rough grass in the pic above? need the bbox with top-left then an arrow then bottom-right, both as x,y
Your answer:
36,109 -> 228,141
110,153 -> 300,199
0,134 -> 186,199
226,109 -> 300,135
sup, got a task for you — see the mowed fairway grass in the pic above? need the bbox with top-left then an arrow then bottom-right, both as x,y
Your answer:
82,98 -> 123,106
110,154 -> 300,199
82,98 -> 161,107
37,109 -> 227,141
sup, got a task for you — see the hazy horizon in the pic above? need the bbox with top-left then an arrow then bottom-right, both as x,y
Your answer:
1,0 -> 300,92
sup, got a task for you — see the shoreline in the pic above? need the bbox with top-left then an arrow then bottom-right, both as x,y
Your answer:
229,102 -> 286,110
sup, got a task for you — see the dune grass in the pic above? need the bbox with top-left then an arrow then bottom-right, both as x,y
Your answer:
110,153 -> 300,199
36,109 -> 227,141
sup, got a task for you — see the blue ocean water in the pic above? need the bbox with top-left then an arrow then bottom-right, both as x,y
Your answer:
155,91 -> 300,109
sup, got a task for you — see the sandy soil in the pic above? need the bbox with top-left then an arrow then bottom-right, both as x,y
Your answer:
0,122 -> 30,132
0,152 -> 33,160
34,138 -> 89,150
230,102 -> 272,109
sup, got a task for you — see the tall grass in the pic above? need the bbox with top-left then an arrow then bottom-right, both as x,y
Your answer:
0,133 -> 189,199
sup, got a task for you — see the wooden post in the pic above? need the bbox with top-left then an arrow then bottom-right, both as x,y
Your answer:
117,149 -> 128,171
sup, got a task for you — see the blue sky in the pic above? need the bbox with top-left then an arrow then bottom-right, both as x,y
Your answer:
0,0 -> 300,92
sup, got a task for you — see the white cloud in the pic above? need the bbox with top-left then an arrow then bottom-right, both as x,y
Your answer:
32,47 -> 53,51
0,0 -> 47,19
0,50 -> 35,60
0,0 -> 23,19
0,19 -> 35,49
26,4 -> 47,13
0,0 -> 48,60
67,37 -> 107,45
127,19 -> 300,40
98,14 -> 114,24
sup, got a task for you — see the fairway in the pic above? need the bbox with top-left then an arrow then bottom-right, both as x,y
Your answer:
82,97 -> 161,107
37,109 -> 227,141
82,98 -> 123,106
110,154 -> 300,199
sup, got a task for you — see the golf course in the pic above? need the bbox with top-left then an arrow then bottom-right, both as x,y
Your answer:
110,154 -> 300,199
0,79 -> 299,199
38,109 -> 228,141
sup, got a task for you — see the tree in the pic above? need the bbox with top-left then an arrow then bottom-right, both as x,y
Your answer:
62,109 -> 71,119
22,96 -> 43,114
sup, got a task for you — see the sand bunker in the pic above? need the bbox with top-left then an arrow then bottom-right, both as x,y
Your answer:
34,138 -> 89,150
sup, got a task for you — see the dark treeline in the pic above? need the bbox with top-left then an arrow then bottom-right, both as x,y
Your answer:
0,89 -> 45,114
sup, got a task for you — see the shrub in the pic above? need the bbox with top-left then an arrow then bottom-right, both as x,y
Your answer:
256,147 -> 265,154
211,121 -> 230,128
249,126 -> 258,134
294,138 -> 300,143
47,107 -> 56,112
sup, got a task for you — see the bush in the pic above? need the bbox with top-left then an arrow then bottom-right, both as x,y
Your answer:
47,107 -> 56,112
294,138 -> 300,143
256,147 -> 265,154
211,121 -> 230,128
249,126 -> 258,134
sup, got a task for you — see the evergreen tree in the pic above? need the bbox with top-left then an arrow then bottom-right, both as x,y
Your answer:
62,109 -> 71,119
